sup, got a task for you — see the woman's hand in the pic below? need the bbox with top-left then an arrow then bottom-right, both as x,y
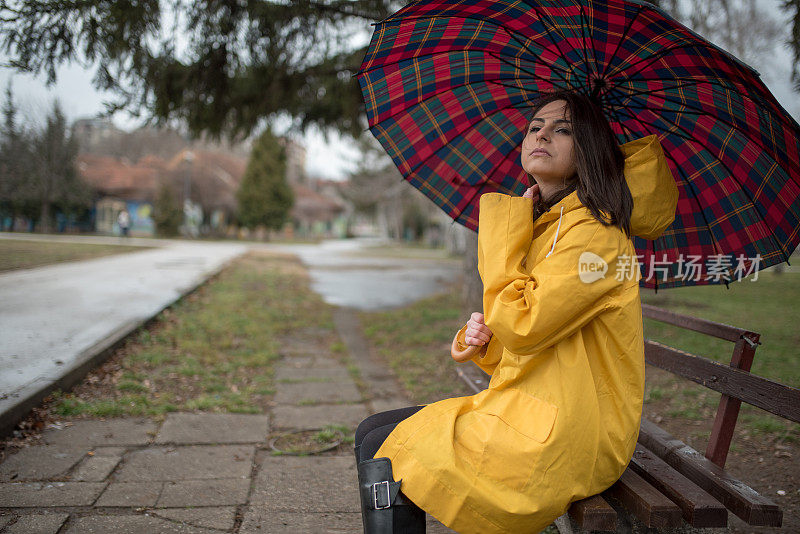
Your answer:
465,312 -> 493,346
523,183 -> 541,203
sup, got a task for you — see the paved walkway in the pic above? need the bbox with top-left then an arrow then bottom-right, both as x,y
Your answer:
0,305 -> 456,533
0,236 -> 248,435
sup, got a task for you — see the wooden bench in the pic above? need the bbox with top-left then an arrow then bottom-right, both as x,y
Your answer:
455,303 -> 800,532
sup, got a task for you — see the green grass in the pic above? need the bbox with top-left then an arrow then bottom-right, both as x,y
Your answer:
50,251 -> 335,417
360,285 -> 472,404
0,238 -> 147,272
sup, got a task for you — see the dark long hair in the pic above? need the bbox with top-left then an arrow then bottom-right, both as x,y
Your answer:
529,91 -> 633,238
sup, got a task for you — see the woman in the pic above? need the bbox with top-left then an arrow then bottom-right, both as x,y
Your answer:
354,90 -> 678,533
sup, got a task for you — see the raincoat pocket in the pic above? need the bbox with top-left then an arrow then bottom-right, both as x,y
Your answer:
479,388 -> 558,443
471,389 -> 559,495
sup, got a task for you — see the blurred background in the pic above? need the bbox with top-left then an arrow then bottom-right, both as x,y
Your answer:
1,0 -> 799,247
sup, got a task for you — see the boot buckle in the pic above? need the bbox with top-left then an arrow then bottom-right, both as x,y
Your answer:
372,480 -> 391,509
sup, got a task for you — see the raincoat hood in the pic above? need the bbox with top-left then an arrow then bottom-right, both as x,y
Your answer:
621,134 -> 679,240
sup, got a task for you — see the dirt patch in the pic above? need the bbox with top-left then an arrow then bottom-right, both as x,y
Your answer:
269,428 -> 345,455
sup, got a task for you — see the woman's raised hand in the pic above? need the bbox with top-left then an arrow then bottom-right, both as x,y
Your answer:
523,183 -> 541,203
465,312 -> 493,346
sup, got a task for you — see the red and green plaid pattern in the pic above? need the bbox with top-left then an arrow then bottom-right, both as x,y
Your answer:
357,0 -> 800,288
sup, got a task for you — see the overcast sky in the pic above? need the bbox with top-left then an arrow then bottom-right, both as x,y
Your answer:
1,0 -> 798,180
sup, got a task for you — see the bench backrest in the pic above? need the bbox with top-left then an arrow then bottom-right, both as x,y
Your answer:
641,303 -> 800,467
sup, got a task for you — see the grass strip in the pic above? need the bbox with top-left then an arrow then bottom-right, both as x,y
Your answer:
0,238 -> 146,272
49,251 -> 334,417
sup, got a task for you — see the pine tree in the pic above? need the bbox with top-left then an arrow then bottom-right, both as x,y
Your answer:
153,183 -> 183,237
0,1 -> 401,139
236,130 -> 294,232
0,82 -> 38,227
30,101 -> 90,232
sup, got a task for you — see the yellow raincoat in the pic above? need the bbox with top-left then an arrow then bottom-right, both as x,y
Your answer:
375,135 -> 678,533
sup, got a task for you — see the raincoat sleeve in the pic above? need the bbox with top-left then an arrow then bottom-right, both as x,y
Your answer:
477,193 -> 628,355
453,323 -> 504,375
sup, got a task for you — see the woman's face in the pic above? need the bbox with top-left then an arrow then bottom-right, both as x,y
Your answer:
521,100 -> 577,186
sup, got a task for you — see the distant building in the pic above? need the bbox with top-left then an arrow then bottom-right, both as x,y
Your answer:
78,149 -> 246,237
72,119 -> 350,238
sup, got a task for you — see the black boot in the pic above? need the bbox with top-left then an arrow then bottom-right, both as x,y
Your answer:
357,457 -> 425,533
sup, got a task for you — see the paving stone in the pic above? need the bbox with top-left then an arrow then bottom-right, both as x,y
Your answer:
41,418 -> 157,447
0,445 -> 86,481
272,404 -> 368,430
151,506 -> 236,531
72,452 -> 123,482
274,381 -> 361,405
0,482 -> 106,507
90,446 -> 127,456
251,455 -> 358,513
116,445 -> 254,481
155,413 -> 269,444
371,397 -> 416,413
95,481 -> 162,507
64,514 -> 219,533
367,377 -> 406,398
280,340 -> 330,357
4,513 -> 69,534
281,356 -> 343,369
239,510 -> 362,533
274,366 -> 351,382
157,478 -> 250,507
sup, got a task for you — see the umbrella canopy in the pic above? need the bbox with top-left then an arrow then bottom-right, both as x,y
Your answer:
357,0 -> 800,289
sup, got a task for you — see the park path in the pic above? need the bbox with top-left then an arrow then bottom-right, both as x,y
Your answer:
0,236 -> 248,435
0,305 -> 455,532
0,238 -> 461,532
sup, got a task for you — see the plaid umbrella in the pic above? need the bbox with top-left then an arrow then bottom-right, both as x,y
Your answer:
356,0 -> 800,289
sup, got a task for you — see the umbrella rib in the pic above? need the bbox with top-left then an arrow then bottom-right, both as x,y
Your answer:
524,2 -> 593,81
494,28 -> 573,87
616,75 -> 790,124
611,95 -> 793,264
598,0 -> 647,82
604,40 -> 753,86
611,82 -> 800,173
602,100 -> 638,143
576,0 -> 602,84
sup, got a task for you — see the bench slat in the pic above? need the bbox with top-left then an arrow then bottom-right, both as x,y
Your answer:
644,340 -> 800,423
641,303 -> 750,342
630,444 -> 728,527
567,494 -> 617,532
638,419 -> 782,526
455,364 -> 488,394
603,468 -> 683,528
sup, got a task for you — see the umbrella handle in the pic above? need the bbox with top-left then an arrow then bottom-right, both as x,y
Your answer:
451,332 -> 483,362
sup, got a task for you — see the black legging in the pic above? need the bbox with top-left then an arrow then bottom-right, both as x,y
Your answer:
355,405 -> 424,462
